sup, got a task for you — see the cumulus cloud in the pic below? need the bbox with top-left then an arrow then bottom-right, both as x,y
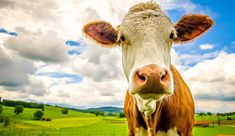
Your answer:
72,43 -> 124,82
178,51 -> 220,70
0,0 -> 14,8
0,46 -> 36,87
199,43 -> 215,50
183,52 -> 235,112
195,100 -> 235,113
156,0 -> 197,12
4,27 -> 69,63
0,46 -> 47,98
22,75 -> 49,96
0,0 -> 59,31
48,77 -> 127,107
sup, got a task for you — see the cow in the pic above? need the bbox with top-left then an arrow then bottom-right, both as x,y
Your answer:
83,2 -> 213,136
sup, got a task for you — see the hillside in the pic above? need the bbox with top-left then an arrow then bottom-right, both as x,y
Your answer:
86,106 -> 123,113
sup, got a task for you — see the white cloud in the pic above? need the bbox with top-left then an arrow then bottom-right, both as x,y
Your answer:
183,52 -> 235,112
48,77 -> 127,108
4,27 -> 69,63
72,43 -> 124,82
177,51 -> 221,70
0,46 -> 36,87
22,75 -> 49,96
156,0 -> 197,12
199,43 -> 215,50
195,100 -> 235,113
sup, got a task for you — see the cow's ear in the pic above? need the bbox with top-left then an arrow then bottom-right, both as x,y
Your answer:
83,21 -> 118,48
173,14 -> 214,43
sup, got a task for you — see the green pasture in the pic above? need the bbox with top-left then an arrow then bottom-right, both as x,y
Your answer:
24,117 -> 101,128
0,105 -> 234,136
195,114 -> 235,121
193,125 -> 235,136
1,106 -> 94,120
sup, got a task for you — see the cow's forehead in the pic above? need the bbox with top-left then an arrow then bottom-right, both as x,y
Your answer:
128,2 -> 162,14
120,2 -> 173,37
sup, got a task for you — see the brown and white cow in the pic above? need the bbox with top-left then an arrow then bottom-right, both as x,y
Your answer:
83,2 -> 213,136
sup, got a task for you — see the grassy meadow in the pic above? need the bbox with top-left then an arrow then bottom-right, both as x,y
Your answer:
0,105 -> 234,136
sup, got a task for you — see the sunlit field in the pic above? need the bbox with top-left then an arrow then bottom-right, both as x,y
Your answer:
0,105 -> 235,136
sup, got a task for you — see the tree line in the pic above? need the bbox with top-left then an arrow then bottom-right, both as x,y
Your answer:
1,99 -> 44,110
198,112 -> 235,116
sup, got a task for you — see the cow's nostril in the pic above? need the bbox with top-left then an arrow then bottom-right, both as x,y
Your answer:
160,70 -> 169,83
138,73 -> 146,81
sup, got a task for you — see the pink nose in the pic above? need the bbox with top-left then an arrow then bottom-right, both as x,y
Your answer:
133,64 -> 170,94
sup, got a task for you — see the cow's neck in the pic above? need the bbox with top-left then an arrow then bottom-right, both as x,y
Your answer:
136,65 -> 178,135
138,99 -> 163,135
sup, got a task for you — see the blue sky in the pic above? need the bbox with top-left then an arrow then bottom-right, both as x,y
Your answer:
0,28 -> 17,36
0,0 -> 234,112
174,0 -> 235,54
193,0 -> 235,45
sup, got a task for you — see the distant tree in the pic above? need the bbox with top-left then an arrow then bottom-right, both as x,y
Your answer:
61,108 -> 68,114
108,112 -> 115,116
39,104 -> 44,111
221,113 -> 226,116
0,115 -> 4,123
3,116 -> 10,127
216,113 -> 222,116
227,117 -> 232,120
217,117 -> 221,126
198,112 -> 205,116
34,110 -> 44,120
0,105 -> 3,114
119,112 -> 125,118
94,111 -> 105,116
100,112 -> 105,116
207,112 -> 212,116
95,111 -> 99,116
14,105 -> 24,115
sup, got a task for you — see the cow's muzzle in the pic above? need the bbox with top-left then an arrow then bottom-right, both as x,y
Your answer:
131,64 -> 172,98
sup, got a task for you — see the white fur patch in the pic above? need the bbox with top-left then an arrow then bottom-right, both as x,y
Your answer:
136,127 -> 148,136
134,94 -> 157,116
136,127 -> 179,136
157,127 -> 179,136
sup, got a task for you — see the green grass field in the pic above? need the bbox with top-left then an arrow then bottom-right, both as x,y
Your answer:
0,105 -> 234,136
195,114 -> 235,121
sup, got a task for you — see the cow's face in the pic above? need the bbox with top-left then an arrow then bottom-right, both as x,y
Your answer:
119,3 -> 175,100
83,2 -> 213,115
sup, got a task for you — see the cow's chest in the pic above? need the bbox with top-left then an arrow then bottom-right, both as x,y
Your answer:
136,127 -> 179,136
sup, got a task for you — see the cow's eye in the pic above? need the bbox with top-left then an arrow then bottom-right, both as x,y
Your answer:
118,34 -> 126,44
120,35 -> 126,42
169,32 -> 175,39
169,31 -> 177,40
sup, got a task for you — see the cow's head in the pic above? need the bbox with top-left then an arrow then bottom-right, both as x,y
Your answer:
83,2 -> 213,115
